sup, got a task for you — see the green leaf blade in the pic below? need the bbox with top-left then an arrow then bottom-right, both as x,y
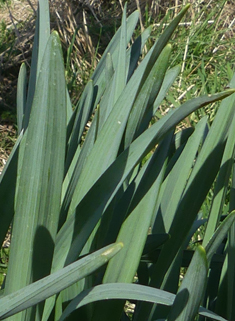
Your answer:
4,31 -> 67,321
0,243 -> 123,320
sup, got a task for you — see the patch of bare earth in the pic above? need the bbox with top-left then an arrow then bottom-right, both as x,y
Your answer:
0,122 -> 15,248
0,122 -> 16,175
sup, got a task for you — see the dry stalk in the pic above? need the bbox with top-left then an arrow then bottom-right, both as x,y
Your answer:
135,0 -> 148,54
174,84 -> 195,104
135,0 -> 144,32
82,9 -> 96,66
213,17 -> 235,54
153,20 -> 214,28
178,34 -> 189,88
119,0 -> 124,11
26,0 -> 37,16
174,0 -> 179,17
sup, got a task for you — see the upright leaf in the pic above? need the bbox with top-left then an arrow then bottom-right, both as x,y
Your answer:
23,0 -> 50,129
0,243 -> 123,320
4,31 -> 67,321
203,111 -> 235,246
16,63 -> 27,134
167,246 -> 208,321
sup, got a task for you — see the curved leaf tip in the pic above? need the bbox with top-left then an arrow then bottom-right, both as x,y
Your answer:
101,242 -> 124,257
50,30 -> 62,49
183,3 -> 191,11
51,30 -> 60,38
197,245 -> 208,270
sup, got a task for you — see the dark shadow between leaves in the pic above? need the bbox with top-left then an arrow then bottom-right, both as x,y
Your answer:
32,225 -> 54,320
167,288 -> 189,320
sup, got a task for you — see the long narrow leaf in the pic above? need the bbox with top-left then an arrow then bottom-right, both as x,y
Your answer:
203,111 -> 235,245
167,246 -> 208,321
0,243 -> 123,320
54,90 -> 235,275
16,63 -> 27,134
206,211 -> 235,264
152,116 -> 208,234
23,0 -> 50,129
91,134 -> 173,321
124,44 -> 172,148
57,283 -> 227,321
0,132 -> 23,247
4,31 -> 67,321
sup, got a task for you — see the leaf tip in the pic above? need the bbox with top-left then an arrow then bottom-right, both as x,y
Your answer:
184,3 -> 191,11
118,242 -> 124,248
166,43 -> 172,51
101,242 -> 123,258
197,245 -> 209,269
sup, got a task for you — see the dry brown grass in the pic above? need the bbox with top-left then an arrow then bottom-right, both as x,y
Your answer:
0,0 -> 184,75
0,123 -> 16,175
0,0 -> 169,110
1,0 -> 234,83
0,0 -> 235,167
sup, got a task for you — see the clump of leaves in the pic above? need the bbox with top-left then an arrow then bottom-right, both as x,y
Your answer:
0,1 -> 235,321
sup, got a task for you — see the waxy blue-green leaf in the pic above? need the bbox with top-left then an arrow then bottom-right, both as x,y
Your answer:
65,80 -> 94,173
137,81 -> 235,319
113,3 -> 127,102
91,10 -> 139,106
60,108 -> 99,226
42,110 -> 100,320
150,88 -> 235,289
170,127 -> 195,153
124,44 -> 172,148
127,88 -> 235,320
61,283 -> 174,321
138,65 -> 181,141
203,110 -> 235,245
52,89 -> 235,282
126,26 -> 152,82
152,116 -> 208,234
16,63 -> 27,134
95,5 -> 128,133
147,215 -> 207,319
228,221 -> 235,320
65,5 -> 194,219
23,0 -> 50,129
98,27 -> 152,130
167,246 -> 208,321
2,3 -> 235,321
37,0 -> 50,72
201,212 -> 235,319
66,89 -> 73,125
0,132 -> 22,247
4,31 -> 67,321
23,9 -> 39,129
90,134 -> 173,321
226,165 -> 235,320
0,243 -> 123,320
97,53 -> 115,129
66,46 -> 174,218
57,283 -> 227,321
104,134 -> 172,284
153,65 -> 181,114
205,211 -> 235,264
